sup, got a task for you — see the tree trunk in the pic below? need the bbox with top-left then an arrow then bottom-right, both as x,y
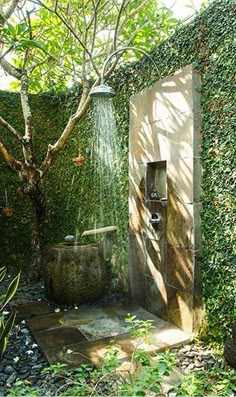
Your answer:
28,183 -> 46,282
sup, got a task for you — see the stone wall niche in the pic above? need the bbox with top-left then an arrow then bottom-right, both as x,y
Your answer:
129,65 -> 203,334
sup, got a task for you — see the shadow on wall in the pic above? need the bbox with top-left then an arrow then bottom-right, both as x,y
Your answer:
128,65 -> 203,334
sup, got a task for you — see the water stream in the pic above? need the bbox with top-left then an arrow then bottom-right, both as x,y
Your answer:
92,97 -> 123,230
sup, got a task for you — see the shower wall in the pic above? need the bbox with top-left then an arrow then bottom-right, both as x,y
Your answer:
129,65 -> 203,334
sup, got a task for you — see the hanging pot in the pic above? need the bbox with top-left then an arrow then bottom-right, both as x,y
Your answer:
72,155 -> 85,166
3,207 -> 14,217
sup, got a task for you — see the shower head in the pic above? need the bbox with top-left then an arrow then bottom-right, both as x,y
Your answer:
89,84 -> 115,98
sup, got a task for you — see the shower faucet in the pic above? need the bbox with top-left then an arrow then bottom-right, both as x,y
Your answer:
149,212 -> 161,227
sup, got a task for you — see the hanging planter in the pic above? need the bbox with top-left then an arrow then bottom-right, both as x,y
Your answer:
72,155 -> 85,166
2,188 -> 14,217
2,207 -> 14,217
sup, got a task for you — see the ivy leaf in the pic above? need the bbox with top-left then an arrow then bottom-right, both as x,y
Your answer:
135,391 -> 145,396
150,385 -> 160,393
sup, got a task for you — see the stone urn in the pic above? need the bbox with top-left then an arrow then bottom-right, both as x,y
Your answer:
43,242 -> 105,305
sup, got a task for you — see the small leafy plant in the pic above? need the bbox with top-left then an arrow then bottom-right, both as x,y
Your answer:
5,379 -> 39,397
0,267 -> 20,356
174,366 -> 236,396
8,314 -> 235,397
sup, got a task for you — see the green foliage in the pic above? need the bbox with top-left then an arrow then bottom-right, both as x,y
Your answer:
125,314 -> 155,340
6,315 -> 176,396
6,316 -> 236,396
109,0 -> 236,341
0,267 -> 20,356
7,357 -> 236,396
174,366 -> 236,396
0,0 -> 235,341
6,379 -> 39,397
4,0 -> 178,93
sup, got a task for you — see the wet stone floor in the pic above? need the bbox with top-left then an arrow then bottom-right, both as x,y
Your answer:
19,301 -> 191,368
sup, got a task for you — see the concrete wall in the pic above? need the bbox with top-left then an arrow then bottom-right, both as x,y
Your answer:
129,65 -> 203,334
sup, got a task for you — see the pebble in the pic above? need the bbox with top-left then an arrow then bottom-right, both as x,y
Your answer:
194,359 -> 204,368
172,342 -> 224,374
182,359 -> 189,365
21,328 -> 29,334
6,372 -> 17,385
18,371 -> 30,379
4,365 -> 15,375
179,345 -> 191,353
186,352 -> 195,358
0,273 -> 225,395
187,363 -> 195,370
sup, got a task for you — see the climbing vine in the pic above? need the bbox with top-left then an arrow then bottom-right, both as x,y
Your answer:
0,0 -> 235,341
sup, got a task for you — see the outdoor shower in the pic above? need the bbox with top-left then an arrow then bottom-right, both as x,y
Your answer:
89,84 -> 115,98
89,46 -> 162,230
89,46 -> 160,98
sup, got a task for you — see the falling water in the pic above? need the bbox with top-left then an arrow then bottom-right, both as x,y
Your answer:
91,96 -> 123,231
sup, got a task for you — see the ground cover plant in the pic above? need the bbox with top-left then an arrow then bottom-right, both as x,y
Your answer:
5,316 -> 236,396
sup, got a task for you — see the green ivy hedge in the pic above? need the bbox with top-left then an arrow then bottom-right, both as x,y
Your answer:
0,0 -> 235,341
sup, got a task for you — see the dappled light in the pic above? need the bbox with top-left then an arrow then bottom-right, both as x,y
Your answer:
0,0 -> 235,394
129,65 -> 202,334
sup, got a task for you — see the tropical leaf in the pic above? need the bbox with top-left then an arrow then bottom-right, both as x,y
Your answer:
1,272 -> 20,312
0,267 -> 7,283
0,269 -> 20,356
20,39 -> 46,51
0,318 -> 3,336
0,311 -> 16,341
0,335 -> 7,357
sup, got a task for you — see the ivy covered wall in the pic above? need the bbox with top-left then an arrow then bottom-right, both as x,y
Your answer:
0,0 -> 235,341
110,0 -> 236,342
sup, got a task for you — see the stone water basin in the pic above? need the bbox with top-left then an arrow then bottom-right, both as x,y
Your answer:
43,242 -> 104,305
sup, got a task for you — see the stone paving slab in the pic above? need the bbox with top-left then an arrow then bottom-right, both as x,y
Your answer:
35,327 -> 86,350
13,301 -> 52,322
28,302 -> 190,368
29,311 -> 64,332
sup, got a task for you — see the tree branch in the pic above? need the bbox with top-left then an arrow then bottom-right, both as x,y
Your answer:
0,56 -> 22,79
20,73 -> 35,166
27,57 -> 51,73
90,0 -> 103,54
0,1 -> 23,79
0,0 -> 19,23
0,45 -> 14,61
0,136 -> 24,173
117,0 -> 149,38
39,77 -> 99,176
113,0 -> 127,51
123,20 -> 149,48
33,0 -> 101,77
0,116 -> 23,144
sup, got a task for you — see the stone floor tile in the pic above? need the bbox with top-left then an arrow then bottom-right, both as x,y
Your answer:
28,302 -> 190,369
34,327 -> 87,350
151,323 -> 190,347
28,312 -> 64,332
14,301 -> 52,322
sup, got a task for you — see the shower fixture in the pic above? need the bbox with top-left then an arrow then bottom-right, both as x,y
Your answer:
89,46 -> 160,98
89,83 -> 115,98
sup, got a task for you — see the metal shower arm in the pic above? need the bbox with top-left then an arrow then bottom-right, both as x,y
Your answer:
101,46 -> 160,83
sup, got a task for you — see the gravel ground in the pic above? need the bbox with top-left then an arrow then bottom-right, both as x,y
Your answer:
0,274 -> 226,396
172,343 -> 224,373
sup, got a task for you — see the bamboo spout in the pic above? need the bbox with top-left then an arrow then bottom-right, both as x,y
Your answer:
81,226 -> 117,237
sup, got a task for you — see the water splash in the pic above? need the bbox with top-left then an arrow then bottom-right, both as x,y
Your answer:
92,97 -> 123,230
